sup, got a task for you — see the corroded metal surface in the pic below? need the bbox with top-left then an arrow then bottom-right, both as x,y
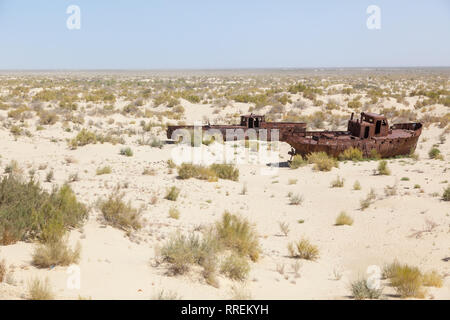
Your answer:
167,113 -> 422,159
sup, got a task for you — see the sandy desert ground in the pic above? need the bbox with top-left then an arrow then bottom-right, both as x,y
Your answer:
0,69 -> 449,300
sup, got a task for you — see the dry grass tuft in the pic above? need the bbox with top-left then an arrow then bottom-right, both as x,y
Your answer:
288,238 -> 319,261
99,190 -> 142,231
28,277 -> 54,300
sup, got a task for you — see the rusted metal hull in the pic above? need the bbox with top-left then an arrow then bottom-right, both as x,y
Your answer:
284,123 -> 422,158
166,113 -> 423,159
167,122 -> 307,141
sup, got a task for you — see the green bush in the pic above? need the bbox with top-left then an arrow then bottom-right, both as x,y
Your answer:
177,163 -> 239,182
157,233 -> 217,276
428,147 -> 443,160
289,155 -> 307,169
165,186 -> 180,201
120,147 -> 133,157
330,176 -> 345,188
69,129 -> 97,149
335,212 -> 353,226
307,152 -> 338,171
215,212 -> 260,262
288,238 -> 319,260
220,253 -> 250,281
32,238 -> 81,268
0,176 -> 88,245
443,185 -> 450,201
339,147 -> 363,161
351,279 -> 383,300
377,160 -> 391,175
96,166 -> 112,175
209,164 -> 239,181
28,277 -> 54,300
177,163 -> 217,182
99,191 -> 142,231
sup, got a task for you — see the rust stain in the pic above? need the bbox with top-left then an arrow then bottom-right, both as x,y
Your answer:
167,113 -> 422,159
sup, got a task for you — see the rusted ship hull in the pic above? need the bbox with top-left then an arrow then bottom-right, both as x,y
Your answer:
284,123 -> 422,158
166,113 -> 423,159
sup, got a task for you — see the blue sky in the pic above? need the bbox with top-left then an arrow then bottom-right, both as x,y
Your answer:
0,0 -> 449,69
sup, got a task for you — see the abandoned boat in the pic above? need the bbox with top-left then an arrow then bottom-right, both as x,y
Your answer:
166,112 -> 422,159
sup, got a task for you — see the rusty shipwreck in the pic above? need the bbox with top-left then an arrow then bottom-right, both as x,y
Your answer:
167,112 -> 422,159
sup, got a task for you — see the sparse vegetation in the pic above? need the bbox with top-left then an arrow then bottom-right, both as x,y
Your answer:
215,211 -> 260,262
360,188 -> 376,210
168,207 -> 180,220
99,190 -> 142,231
177,163 -> 239,182
96,166 -> 112,175
287,238 -> 319,261
289,155 -> 307,169
339,147 -> 363,161
350,279 -> 383,300
0,175 -> 87,245
330,176 -> 345,188
165,186 -> 180,201
428,147 -> 443,160
335,212 -> 353,226
32,238 -> 81,268
377,160 -> 391,175
220,253 -> 250,281
120,147 -> 133,157
306,152 -> 338,171
28,277 -> 54,300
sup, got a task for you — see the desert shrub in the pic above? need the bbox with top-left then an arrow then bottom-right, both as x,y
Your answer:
177,163 -> 239,182
45,170 -> 54,182
32,238 -> 81,268
177,163 -> 217,182
215,212 -> 260,262
350,279 -> 383,300
69,129 -> 97,149
422,270 -> 443,288
150,137 -> 164,149
388,263 -> 425,298
289,155 -> 307,169
335,212 -> 353,226
220,253 -> 250,281
0,259 -> 6,282
377,160 -> 391,175
96,166 -> 112,175
428,147 -> 443,160
209,164 -> 239,181
360,188 -> 376,210
278,221 -> 290,236
369,149 -> 381,160
339,147 -> 363,161
288,238 -> 319,260
443,185 -> 450,201
330,176 -> 345,188
0,176 -> 87,245
39,110 -> 58,125
289,193 -> 304,205
168,207 -> 180,220
165,186 -> 180,201
120,147 -> 133,157
353,180 -> 361,190
167,159 -> 176,169
28,277 -> 54,300
4,160 -> 22,176
153,289 -> 180,300
99,191 -> 142,231
307,152 -> 338,171
157,233 -> 217,276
